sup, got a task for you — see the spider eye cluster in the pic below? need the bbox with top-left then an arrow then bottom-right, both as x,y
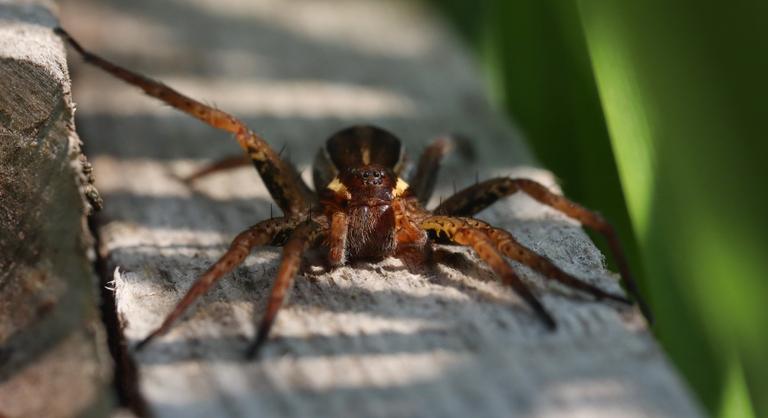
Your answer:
360,169 -> 385,185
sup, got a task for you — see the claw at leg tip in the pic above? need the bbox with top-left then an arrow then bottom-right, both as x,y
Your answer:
536,310 -> 557,331
245,342 -> 264,360
135,328 -> 164,351
135,336 -> 152,351
545,317 -> 558,331
245,328 -> 272,359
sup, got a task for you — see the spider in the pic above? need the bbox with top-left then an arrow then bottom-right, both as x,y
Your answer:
56,28 -> 651,358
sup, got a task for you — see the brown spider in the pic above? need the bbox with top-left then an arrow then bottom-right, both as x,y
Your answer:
56,28 -> 651,358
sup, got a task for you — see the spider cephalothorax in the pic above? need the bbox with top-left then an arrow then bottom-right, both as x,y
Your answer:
318,127 -> 420,264
57,28 -> 651,358
323,164 -> 401,262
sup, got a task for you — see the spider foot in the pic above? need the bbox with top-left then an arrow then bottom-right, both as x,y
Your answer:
135,332 -> 158,351
244,328 -> 271,360
525,295 -> 558,331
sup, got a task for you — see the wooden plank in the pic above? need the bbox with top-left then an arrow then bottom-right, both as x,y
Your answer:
0,2 -> 112,418
60,0 -> 703,416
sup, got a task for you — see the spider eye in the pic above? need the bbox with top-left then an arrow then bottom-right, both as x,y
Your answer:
373,171 -> 381,178
362,171 -> 370,178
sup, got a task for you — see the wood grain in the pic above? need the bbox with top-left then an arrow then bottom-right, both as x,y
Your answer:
0,2 -> 111,417
60,0 -> 703,416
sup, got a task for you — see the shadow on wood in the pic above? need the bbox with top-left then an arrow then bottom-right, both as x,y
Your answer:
58,0 -> 703,417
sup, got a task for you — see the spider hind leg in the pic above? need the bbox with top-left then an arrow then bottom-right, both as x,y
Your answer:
408,136 -> 454,205
408,134 -> 477,206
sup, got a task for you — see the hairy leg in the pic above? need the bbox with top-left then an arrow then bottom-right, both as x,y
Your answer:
460,218 -> 630,303
421,216 -> 556,329
246,221 -> 321,357
181,154 -> 252,184
136,218 -> 295,349
435,177 -> 652,322
393,198 -> 431,272
55,28 -> 314,215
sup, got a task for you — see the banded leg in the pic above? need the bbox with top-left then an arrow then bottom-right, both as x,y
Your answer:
247,221 -> 320,358
408,136 -> 454,205
55,28 -> 314,215
461,218 -> 630,304
435,177 -> 652,322
182,154 -> 251,184
421,216 -> 556,329
136,218 -> 294,349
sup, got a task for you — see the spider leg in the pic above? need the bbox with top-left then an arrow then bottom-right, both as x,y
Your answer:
408,136 -> 454,205
327,211 -> 348,267
421,216 -> 557,329
408,133 -> 477,205
181,154 -> 252,184
460,218 -> 630,304
435,177 -> 653,322
136,217 -> 294,350
246,221 -> 321,358
55,28 -> 314,216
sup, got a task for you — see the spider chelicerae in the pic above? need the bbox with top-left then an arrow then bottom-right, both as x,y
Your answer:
56,28 -> 651,358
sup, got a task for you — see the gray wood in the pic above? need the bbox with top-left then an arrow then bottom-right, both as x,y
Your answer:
60,0 -> 703,417
0,2 -> 111,417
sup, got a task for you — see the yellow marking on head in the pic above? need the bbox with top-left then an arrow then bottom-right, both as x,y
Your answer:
361,147 -> 371,165
327,177 -> 351,199
393,177 -> 410,197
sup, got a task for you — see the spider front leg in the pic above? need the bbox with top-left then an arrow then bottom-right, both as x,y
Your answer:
434,177 -> 653,322
55,28 -> 314,216
421,216 -> 557,329
137,218 -> 295,349
247,221 -> 321,358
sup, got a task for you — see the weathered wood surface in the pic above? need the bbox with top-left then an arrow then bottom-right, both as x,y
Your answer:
0,2 -> 112,418
60,0 -> 703,417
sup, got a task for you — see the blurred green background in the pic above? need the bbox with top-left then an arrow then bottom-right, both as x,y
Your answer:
434,1 -> 768,417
